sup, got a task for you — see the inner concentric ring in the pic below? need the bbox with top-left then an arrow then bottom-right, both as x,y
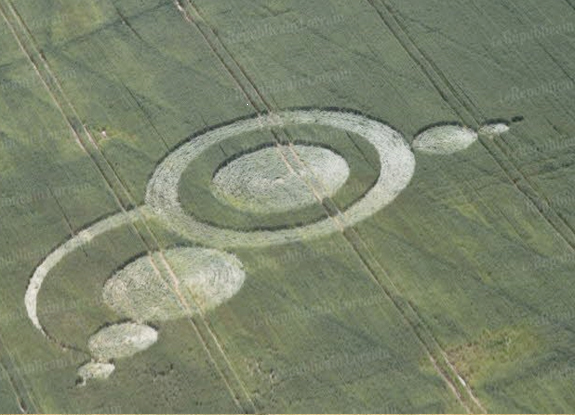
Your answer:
146,110 -> 415,248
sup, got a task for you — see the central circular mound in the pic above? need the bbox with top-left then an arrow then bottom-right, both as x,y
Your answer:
212,145 -> 350,213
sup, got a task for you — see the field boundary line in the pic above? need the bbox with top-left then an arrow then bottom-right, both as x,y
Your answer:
174,0 -> 265,113
374,0 -> 575,258
343,226 -> 476,413
173,2 -> 476,413
562,0 -> 575,13
149,252 -> 247,412
0,331 -> 39,413
0,2 -> 250,410
172,2 -> 289,410
0,358 -> 27,413
173,3 -> 352,410
180,0 -> 278,112
463,0 -> 575,250
0,0 -> 153,338
369,0 -> 575,410
362,0 -> 493,411
0,2 -> 167,72
173,2 -> 383,410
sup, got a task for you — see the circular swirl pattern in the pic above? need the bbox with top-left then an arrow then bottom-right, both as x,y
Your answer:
146,110 -> 415,248
102,247 -> 245,322
212,144 -> 350,214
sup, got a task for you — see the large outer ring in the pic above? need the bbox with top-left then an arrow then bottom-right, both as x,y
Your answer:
146,110 -> 415,248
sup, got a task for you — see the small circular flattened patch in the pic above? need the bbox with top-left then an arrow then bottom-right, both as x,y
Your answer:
88,322 -> 158,361
413,125 -> 478,154
479,123 -> 510,136
77,362 -> 115,385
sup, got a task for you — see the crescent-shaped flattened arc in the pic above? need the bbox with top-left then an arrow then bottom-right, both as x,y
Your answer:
25,208 -> 144,336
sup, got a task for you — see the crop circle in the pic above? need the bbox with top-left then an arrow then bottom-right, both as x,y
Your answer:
146,110 -> 415,248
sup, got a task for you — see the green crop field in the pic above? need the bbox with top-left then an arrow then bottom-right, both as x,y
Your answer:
1,0 -> 575,413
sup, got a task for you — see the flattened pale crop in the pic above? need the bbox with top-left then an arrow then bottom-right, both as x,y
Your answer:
212,145 -> 349,213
